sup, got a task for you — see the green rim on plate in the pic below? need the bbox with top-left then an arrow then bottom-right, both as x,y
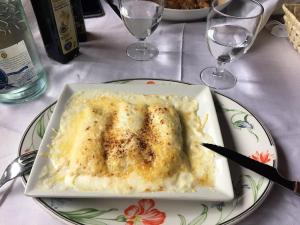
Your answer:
19,79 -> 276,225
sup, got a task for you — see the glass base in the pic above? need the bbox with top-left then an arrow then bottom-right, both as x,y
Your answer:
0,73 -> 47,104
200,67 -> 237,90
126,42 -> 158,61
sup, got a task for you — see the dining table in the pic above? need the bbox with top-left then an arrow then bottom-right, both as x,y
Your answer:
1,0 -> 300,224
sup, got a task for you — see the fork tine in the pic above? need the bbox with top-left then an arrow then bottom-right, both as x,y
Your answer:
18,151 -> 38,163
23,164 -> 34,174
21,157 -> 36,166
21,152 -> 36,162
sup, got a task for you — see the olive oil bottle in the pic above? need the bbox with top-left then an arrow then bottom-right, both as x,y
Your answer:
31,0 -> 79,63
0,0 -> 47,103
71,0 -> 87,42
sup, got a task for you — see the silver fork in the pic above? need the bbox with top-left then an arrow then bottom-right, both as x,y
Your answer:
0,150 -> 38,188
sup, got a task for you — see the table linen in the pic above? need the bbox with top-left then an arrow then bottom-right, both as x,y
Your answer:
1,0 -> 300,224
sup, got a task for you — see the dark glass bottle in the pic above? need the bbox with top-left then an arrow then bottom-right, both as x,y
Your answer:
71,0 -> 87,42
81,0 -> 105,18
30,0 -> 79,64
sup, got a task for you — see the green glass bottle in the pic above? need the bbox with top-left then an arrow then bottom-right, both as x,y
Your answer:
0,0 -> 47,103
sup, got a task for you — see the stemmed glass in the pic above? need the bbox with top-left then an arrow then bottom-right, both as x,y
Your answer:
119,0 -> 164,61
200,0 -> 264,90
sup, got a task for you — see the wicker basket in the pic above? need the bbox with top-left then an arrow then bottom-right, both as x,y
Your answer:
283,4 -> 300,53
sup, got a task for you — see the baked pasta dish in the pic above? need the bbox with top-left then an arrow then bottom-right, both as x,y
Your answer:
40,91 -> 215,193
165,0 -> 211,9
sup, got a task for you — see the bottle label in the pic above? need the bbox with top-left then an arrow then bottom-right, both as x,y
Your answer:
0,41 -> 37,91
51,0 -> 78,55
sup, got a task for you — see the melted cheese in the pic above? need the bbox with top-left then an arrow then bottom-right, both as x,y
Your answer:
42,91 -> 215,193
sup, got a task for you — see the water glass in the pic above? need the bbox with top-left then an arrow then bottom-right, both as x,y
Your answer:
119,0 -> 164,61
200,0 -> 264,90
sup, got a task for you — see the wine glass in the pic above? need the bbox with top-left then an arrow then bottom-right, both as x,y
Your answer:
119,0 -> 164,61
200,0 -> 264,90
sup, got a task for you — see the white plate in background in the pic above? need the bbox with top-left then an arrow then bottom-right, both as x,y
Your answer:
163,7 -> 210,21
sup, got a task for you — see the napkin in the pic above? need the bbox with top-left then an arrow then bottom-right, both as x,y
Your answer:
0,129 -> 21,206
0,154 -> 16,207
216,0 -> 279,31
258,0 -> 281,30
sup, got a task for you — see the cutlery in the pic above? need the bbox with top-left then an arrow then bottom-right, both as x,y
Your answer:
202,143 -> 300,196
0,150 -> 37,189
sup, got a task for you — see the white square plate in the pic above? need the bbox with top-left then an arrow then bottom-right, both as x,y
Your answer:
25,83 -> 234,201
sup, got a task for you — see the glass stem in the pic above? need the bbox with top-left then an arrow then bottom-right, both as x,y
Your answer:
215,61 -> 226,77
138,39 -> 147,55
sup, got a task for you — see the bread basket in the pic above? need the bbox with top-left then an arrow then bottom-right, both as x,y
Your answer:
283,4 -> 300,53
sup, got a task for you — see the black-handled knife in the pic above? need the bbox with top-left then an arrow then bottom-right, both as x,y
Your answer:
202,143 -> 300,196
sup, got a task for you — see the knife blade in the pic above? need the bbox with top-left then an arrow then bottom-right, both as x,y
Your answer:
202,143 -> 300,196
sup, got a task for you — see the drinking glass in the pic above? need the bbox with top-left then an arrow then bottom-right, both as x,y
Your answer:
200,0 -> 264,89
119,0 -> 164,61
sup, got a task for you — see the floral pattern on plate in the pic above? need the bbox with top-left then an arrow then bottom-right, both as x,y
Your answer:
19,79 -> 276,225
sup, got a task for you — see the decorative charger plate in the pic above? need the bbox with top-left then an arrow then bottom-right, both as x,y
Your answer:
20,79 -> 276,225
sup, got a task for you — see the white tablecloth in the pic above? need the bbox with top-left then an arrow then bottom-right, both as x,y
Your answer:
1,0 -> 300,224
